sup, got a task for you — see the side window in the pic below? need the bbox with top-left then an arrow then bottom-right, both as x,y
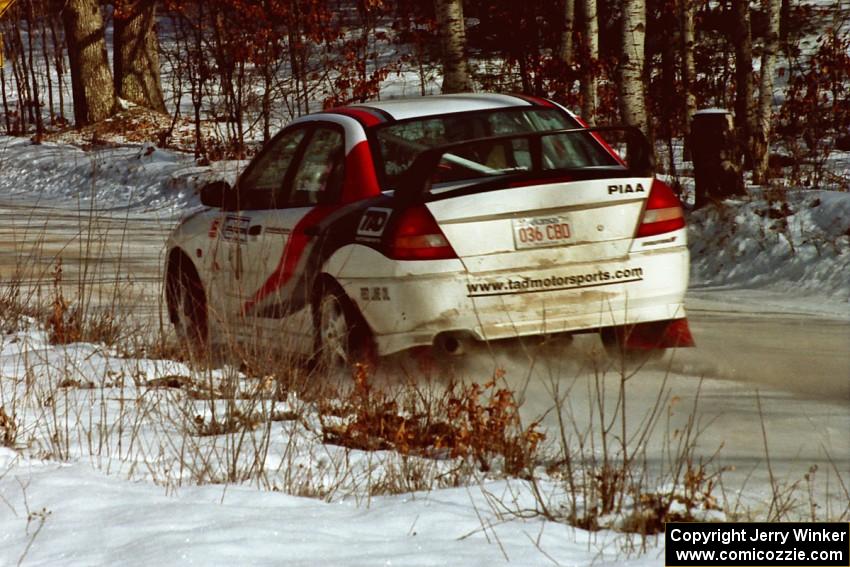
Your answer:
236,128 -> 306,209
288,127 -> 344,207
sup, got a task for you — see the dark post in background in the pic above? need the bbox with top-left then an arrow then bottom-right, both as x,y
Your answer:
691,109 -> 745,208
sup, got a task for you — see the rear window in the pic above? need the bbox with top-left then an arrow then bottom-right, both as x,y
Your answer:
374,108 -> 618,189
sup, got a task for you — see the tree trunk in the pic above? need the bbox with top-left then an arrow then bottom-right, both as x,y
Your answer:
620,0 -> 648,133
114,0 -> 166,112
1,66 -> 11,134
434,0 -> 473,93
662,23 -> 676,174
62,0 -> 115,127
49,14 -> 66,123
39,11 -> 55,124
732,0 -> 755,168
559,0 -> 575,65
680,0 -> 697,156
24,0 -> 44,136
25,0 -> 43,136
580,0 -> 598,123
752,0 -> 780,183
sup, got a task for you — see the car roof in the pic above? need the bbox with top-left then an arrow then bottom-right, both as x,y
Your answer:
348,93 -> 534,121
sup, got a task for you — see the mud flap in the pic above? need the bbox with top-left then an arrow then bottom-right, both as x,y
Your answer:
608,318 -> 696,350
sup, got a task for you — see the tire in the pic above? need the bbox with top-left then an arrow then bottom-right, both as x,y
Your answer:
312,283 -> 375,371
165,252 -> 208,357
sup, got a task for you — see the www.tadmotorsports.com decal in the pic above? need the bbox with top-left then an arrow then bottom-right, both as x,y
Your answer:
466,267 -> 644,298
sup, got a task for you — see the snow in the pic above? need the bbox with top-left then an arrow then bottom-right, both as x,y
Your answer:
0,447 -> 664,567
0,325 -> 667,566
0,136 -> 237,213
0,134 -> 847,565
688,189 -> 850,303
693,108 -> 732,115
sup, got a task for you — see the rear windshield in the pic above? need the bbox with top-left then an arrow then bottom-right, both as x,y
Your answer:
374,108 -> 619,189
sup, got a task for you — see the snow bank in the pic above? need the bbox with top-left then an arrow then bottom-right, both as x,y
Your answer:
688,189 -> 850,302
0,447 -> 663,567
0,136 -> 241,213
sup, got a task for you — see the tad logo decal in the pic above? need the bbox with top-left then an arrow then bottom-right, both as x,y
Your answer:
608,183 -> 645,195
357,208 -> 392,238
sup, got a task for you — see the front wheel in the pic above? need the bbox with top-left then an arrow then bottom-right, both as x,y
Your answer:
165,254 -> 208,357
313,284 -> 375,371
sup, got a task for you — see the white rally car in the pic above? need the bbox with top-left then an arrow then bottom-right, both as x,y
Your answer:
165,93 -> 693,366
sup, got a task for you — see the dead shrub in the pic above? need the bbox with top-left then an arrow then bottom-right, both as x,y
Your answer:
320,365 -> 544,476
46,261 -> 121,346
0,407 -> 18,447
0,280 -> 41,334
193,409 -> 263,436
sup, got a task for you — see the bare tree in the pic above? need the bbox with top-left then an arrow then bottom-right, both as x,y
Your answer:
580,0 -> 598,123
559,0 -> 575,64
434,0 -> 473,93
62,0 -> 115,126
680,0 -> 697,154
620,0 -> 648,133
752,0 -> 780,183
732,0 -> 756,167
114,0 -> 166,112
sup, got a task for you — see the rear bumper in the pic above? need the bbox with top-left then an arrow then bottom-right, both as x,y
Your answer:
333,244 -> 690,356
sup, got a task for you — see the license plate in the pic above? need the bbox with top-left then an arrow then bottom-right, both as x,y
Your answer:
512,216 -> 572,249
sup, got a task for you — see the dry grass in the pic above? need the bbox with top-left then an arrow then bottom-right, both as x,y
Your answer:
319,364 -> 544,476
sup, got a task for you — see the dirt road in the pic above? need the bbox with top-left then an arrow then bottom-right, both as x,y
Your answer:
0,199 -> 172,323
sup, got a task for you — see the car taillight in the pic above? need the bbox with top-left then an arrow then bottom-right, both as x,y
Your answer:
388,205 -> 457,260
635,179 -> 685,238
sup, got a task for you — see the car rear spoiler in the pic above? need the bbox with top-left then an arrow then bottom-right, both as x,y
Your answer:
395,126 -> 656,202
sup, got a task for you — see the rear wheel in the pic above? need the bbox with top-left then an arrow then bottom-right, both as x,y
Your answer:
313,283 -> 375,371
166,253 -> 208,357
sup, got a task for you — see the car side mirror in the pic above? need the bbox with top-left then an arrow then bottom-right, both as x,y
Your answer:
199,181 -> 232,208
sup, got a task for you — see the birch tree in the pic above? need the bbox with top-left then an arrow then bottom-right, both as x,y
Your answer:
114,0 -> 166,112
752,0 -> 781,183
620,0 -> 648,133
680,0 -> 697,153
62,0 -> 115,126
559,0 -> 575,65
434,0 -> 473,93
580,0 -> 598,123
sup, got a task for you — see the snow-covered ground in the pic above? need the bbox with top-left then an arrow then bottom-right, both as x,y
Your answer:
0,448 -> 661,567
0,320 -> 677,566
0,136 -> 232,213
689,189 -> 850,301
0,136 -> 847,565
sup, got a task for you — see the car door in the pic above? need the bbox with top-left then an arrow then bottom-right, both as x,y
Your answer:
212,126 -> 307,337
235,124 -> 346,349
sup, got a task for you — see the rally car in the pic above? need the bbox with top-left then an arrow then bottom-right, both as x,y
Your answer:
165,93 -> 694,367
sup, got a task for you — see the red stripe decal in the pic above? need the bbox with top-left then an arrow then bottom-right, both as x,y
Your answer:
242,141 -> 382,314
511,93 -> 555,108
328,108 -> 383,127
242,205 -> 337,314
342,141 -> 382,202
